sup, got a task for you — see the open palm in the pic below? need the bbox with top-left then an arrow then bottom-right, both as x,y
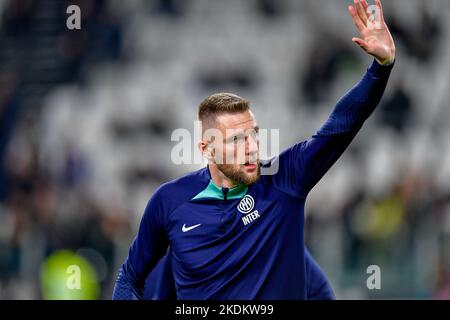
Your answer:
348,0 -> 396,66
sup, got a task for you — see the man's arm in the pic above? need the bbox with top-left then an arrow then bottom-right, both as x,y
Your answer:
300,0 -> 396,193
305,247 -> 335,300
143,248 -> 177,300
112,189 -> 170,300
296,58 -> 393,195
268,0 -> 395,197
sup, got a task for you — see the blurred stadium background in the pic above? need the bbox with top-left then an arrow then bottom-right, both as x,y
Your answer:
0,0 -> 449,299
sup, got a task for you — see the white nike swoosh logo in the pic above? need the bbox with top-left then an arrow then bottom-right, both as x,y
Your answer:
182,223 -> 202,232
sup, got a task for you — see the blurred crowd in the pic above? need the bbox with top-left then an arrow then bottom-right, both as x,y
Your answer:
0,0 -> 449,299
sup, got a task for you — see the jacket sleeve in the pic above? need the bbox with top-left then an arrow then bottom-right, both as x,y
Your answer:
112,188 -> 170,300
268,59 -> 394,198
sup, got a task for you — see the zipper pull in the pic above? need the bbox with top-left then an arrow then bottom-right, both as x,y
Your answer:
222,187 -> 229,201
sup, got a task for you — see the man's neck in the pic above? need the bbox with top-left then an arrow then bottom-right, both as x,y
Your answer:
208,164 -> 237,189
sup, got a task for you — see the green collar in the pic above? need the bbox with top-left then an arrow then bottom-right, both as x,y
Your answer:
192,179 -> 248,201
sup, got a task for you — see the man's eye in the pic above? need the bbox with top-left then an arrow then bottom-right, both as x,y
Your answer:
249,130 -> 259,139
232,136 -> 244,144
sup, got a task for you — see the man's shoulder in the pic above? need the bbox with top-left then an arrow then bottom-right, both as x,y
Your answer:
260,140 -> 308,165
151,166 -> 210,204
258,140 -> 308,179
258,140 -> 310,199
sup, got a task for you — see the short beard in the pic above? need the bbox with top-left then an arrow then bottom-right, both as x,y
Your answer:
216,163 -> 261,186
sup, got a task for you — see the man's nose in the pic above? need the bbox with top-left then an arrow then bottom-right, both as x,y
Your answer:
246,134 -> 259,155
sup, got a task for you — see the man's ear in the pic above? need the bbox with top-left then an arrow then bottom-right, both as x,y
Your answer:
198,140 -> 214,163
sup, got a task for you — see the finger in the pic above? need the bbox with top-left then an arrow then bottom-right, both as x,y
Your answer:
354,0 -> 368,24
361,0 -> 369,12
352,37 -> 369,51
348,5 -> 366,33
375,0 -> 385,23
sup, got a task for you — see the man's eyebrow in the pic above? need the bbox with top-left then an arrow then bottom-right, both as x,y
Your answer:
225,131 -> 244,140
224,125 -> 259,140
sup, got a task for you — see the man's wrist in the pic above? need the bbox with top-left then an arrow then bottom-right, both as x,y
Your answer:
377,58 -> 395,66
375,53 -> 396,66
368,58 -> 395,78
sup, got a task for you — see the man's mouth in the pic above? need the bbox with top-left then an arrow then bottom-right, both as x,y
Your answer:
244,162 -> 257,169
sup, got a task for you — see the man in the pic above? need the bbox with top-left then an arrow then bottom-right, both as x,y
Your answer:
113,0 -> 395,299
143,247 -> 335,300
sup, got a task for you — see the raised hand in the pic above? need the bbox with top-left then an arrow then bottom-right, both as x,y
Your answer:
348,0 -> 396,65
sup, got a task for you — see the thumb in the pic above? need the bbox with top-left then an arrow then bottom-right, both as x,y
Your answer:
352,37 -> 369,51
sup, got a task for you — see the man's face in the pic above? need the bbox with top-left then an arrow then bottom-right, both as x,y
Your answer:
204,110 -> 260,186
